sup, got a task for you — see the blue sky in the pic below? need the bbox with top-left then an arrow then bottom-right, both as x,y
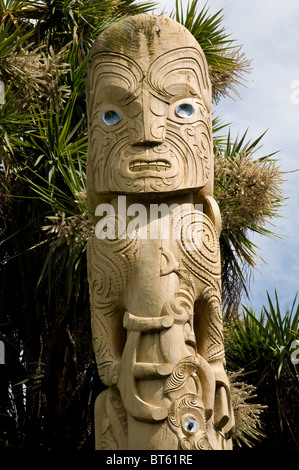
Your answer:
155,0 -> 299,312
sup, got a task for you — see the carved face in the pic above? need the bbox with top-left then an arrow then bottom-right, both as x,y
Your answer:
168,393 -> 213,450
87,15 -> 212,207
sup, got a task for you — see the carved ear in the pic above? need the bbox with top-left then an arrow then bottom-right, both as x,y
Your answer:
195,194 -> 222,238
202,196 -> 222,237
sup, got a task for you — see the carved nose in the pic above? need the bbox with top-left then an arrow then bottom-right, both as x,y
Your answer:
129,93 -> 167,146
129,112 -> 166,146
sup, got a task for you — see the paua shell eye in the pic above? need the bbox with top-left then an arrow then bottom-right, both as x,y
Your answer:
183,416 -> 199,433
175,103 -> 195,118
102,110 -> 121,126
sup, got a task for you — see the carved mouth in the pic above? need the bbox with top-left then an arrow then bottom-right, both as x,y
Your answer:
129,160 -> 171,172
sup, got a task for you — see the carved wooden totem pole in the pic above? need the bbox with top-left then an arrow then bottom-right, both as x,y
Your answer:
86,14 -> 234,450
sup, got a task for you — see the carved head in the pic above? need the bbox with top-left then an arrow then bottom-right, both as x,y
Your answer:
87,14 -> 212,213
168,393 -> 213,450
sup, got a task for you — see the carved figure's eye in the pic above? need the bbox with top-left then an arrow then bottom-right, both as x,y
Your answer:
102,110 -> 121,126
175,103 -> 195,118
183,416 -> 199,433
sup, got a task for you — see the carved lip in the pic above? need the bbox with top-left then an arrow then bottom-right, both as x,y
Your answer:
129,160 -> 171,173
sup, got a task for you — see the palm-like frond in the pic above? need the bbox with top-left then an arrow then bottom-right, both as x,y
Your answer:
214,129 -> 285,314
229,369 -> 266,448
7,90 -> 90,301
225,291 -> 299,375
0,19 -> 32,58
18,0 -> 157,51
225,291 -> 299,448
114,0 -> 158,15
